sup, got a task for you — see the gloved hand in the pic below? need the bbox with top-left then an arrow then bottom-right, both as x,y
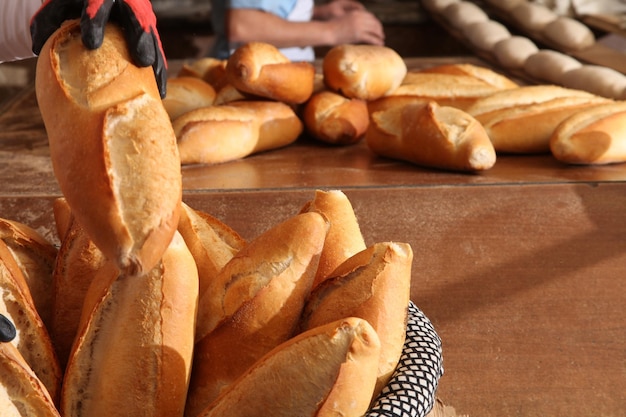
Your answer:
30,0 -> 167,98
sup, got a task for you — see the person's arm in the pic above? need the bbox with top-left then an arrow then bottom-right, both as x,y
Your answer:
227,7 -> 384,48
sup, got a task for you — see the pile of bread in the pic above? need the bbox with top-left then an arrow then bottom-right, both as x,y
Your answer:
422,0 -> 626,100
162,39 -> 626,172
5,20 -> 421,417
0,189 -> 414,417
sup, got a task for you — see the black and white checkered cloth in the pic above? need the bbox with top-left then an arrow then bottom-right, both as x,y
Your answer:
366,301 -> 444,417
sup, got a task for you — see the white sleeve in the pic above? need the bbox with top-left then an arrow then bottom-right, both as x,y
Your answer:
0,0 -> 43,63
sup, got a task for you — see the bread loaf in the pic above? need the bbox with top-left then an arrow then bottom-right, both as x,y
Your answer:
35,20 -> 182,276
561,65 -> 626,99
228,100 -> 303,152
511,3 -> 558,32
0,342 -> 61,417
523,50 -> 582,84
550,101 -> 626,165
162,76 -> 216,120
417,63 -> 519,90
302,90 -> 369,145
172,105 -> 260,165
442,1 -> 489,30
197,317 -> 381,417
61,231 -> 198,417
300,241 -> 413,397
299,189 -> 367,288
367,99 -> 496,171
187,212 -> 328,416
323,44 -> 407,101
50,199 -> 107,368
177,202 -> 245,329
542,16 -> 595,51
466,85 -> 610,153
462,20 -> 511,52
226,42 -> 315,104
0,218 -> 57,332
492,36 -> 539,69
0,240 -> 62,404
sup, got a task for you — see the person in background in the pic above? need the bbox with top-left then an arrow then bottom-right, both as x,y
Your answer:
210,0 -> 386,62
0,0 -> 167,97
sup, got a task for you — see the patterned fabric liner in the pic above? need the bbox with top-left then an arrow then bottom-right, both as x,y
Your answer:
366,301 -> 444,417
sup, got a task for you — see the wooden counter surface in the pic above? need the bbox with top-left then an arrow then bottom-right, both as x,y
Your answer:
1,57 -> 625,417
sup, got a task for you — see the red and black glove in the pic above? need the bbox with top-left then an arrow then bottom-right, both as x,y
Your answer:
31,0 -> 167,98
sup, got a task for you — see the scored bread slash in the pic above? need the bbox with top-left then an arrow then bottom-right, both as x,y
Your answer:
35,20 -> 182,276
197,317 -> 381,417
367,99 -> 496,172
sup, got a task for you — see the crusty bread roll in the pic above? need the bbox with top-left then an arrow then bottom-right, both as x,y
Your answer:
467,86 -> 610,153
492,36 -> 539,69
228,100 -> 303,152
302,90 -> 369,145
561,65 -> 626,99
462,20 -> 511,52
418,63 -> 519,90
442,1 -> 489,30
226,42 -> 315,104
213,82 -> 251,105
0,342 -> 61,417
369,72 -> 505,112
551,101 -> 626,165
511,2 -> 558,33
162,76 -> 216,120
172,105 -> 260,165
0,218 -> 56,332
300,241 -> 413,397
299,189 -> 367,288
367,99 -> 496,171
0,240 -> 62,404
523,50 -> 583,85
187,212 -> 328,416
35,20 -> 182,276
177,202 -> 245,315
61,231 -> 198,417
178,57 -> 225,80
173,100 -> 302,165
323,44 -> 407,101
50,199 -> 107,369
197,317 -> 381,417
542,16 -> 595,51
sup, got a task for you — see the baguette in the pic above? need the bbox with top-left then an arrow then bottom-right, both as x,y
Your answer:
172,105 -> 260,165
561,65 -> 626,99
299,189 -> 366,288
187,212 -> 328,416
323,44 -> 407,101
511,3 -> 558,32
0,218 -> 57,331
417,63 -> 519,90
35,20 -> 182,276
300,241 -> 413,398
442,1 -> 489,30
523,50 -> 582,85
370,72 -> 506,112
550,101 -> 626,165
162,76 -> 216,120
462,20 -> 511,52
466,86 -> 610,153
0,240 -> 62,404
61,231 -> 198,417
492,36 -> 539,69
542,16 -> 595,51
228,100 -> 303,152
226,42 -> 315,104
0,342 -> 61,417
198,317 -> 380,417
367,99 -> 496,172
50,198 -> 107,369
302,90 -> 369,145
177,202 -> 245,317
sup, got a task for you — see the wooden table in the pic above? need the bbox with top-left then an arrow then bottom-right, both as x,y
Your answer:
1,57 -> 625,417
